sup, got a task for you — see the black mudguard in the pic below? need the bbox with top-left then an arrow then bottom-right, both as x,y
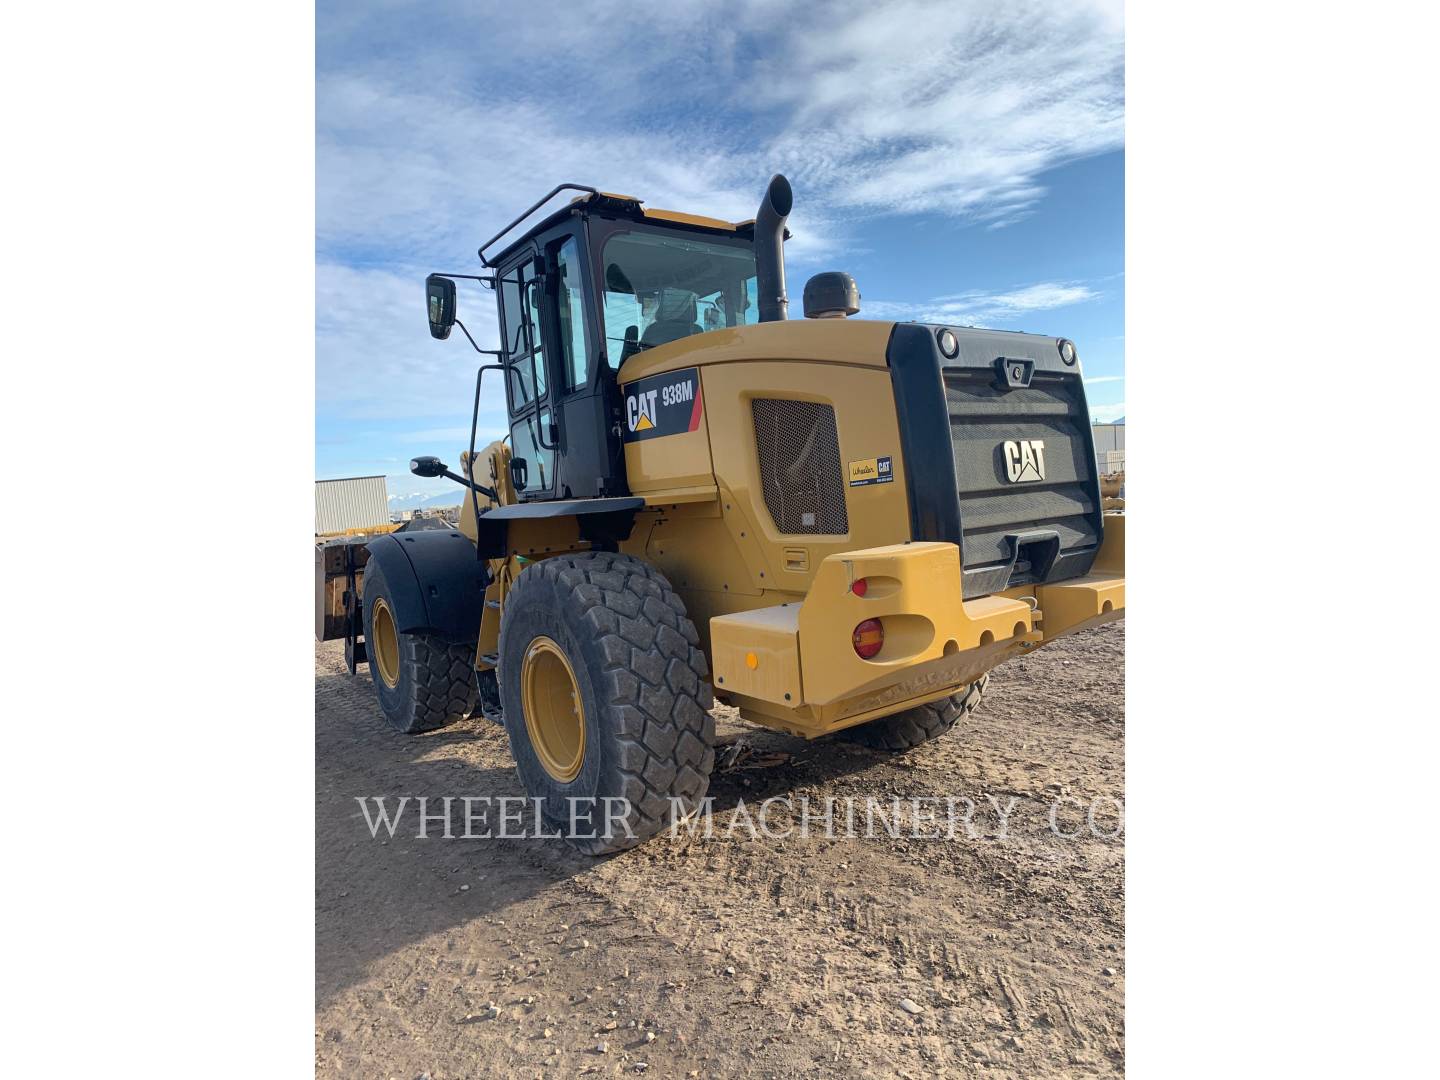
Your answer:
364,530 -> 488,644
473,496 -> 645,559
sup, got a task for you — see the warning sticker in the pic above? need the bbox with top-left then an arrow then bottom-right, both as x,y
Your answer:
621,367 -> 703,443
848,455 -> 894,487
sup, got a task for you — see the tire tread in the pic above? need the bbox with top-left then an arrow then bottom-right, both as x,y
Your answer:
840,674 -> 989,751
501,552 -> 714,854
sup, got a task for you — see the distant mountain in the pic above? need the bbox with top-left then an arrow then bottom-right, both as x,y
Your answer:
386,489 -> 463,512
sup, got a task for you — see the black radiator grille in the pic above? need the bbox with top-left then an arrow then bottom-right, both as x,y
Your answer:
944,369 -> 1100,595
752,398 -> 849,535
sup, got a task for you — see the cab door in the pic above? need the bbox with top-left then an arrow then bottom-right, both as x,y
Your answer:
548,234 -> 626,498
498,233 -> 627,501
497,254 -> 557,499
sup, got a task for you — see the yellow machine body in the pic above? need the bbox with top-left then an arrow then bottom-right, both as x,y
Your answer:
459,319 -> 1125,739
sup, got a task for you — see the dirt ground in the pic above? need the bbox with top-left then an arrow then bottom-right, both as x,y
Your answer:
316,621 -> 1124,1079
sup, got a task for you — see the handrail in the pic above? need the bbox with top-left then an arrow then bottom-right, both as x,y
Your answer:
477,183 -> 599,267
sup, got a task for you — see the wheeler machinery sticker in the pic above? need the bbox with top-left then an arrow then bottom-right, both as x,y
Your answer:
621,367 -> 703,442
848,455 -> 894,487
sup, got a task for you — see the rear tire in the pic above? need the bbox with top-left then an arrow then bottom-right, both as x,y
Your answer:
839,675 -> 988,751
361,558 -> 479,734
498,551 -> 714,855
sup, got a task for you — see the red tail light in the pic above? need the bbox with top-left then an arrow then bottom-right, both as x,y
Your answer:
851,577 -> 868,597
852,618 -> 884,659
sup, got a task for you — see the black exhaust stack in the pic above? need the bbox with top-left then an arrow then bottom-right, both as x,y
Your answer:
753,174 -> 793,322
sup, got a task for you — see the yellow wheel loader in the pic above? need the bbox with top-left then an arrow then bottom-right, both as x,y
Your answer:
316,175 -> 1125,853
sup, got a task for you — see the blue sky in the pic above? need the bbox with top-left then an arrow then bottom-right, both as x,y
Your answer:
317,0 -> 1125,506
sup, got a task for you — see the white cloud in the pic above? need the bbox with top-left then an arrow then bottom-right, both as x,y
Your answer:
864,280 -> 1100,327
317,1 -> 1124,446
316,261 -> 509,422
760,1 -> 1124,222
1084,374 -> 1124,384
317,0 -> 1123,258
1089,401 -> 1125,423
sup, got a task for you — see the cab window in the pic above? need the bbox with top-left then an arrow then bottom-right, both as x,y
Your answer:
498,255 -> 555,493
598,226 -> 758,370
555,237 -> 589,390
500,260 -> 547,406
508,407 -> 554,494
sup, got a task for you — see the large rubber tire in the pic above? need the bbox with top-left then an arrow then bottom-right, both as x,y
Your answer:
361,558 -> 479,734
839,675 -> 988,751
498,551 -> 715,855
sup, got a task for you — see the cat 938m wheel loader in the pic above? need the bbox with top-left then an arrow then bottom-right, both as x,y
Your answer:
315,175 -> 1125,853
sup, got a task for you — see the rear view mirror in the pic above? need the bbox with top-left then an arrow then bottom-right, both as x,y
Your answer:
425,275 -> 456,340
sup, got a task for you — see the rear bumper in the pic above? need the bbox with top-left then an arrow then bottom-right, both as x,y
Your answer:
710,514 -> 1124,738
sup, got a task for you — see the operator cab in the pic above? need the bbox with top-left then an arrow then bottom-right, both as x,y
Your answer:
481,192 -> 772,502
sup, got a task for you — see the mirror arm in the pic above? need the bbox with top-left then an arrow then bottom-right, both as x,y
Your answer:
435,465 -> 498,502
433,272 -> 496,286
453,318 -> 502,359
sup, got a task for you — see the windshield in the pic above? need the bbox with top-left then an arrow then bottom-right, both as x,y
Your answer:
598,226 -> 759,366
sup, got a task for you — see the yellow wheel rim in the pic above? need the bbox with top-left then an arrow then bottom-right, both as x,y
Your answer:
520,636 -> 586,783
371,597 -> 400,689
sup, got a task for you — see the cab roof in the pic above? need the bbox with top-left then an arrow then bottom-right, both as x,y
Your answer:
484,187 -> 758,267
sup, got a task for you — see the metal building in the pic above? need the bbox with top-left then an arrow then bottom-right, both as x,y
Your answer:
1092,421 -> 1125,473
315,475 -> 389,535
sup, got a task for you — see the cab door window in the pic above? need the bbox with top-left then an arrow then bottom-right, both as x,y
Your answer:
555,237 -> 589,390
500,260 -> 547,406
508,407 -> 554,494
499,256 -> 554,493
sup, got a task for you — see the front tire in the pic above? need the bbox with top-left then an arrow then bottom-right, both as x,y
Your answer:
498,552 -> 715,854
839,675 -> 988,751
361,558 -> 479,734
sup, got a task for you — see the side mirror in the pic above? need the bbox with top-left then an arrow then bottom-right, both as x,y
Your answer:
425,275 -> 456,340
410,455 -> 447,478
509,456 -> 529,493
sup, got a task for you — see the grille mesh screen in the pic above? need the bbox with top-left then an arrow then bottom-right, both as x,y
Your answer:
752,398 -> 849,535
